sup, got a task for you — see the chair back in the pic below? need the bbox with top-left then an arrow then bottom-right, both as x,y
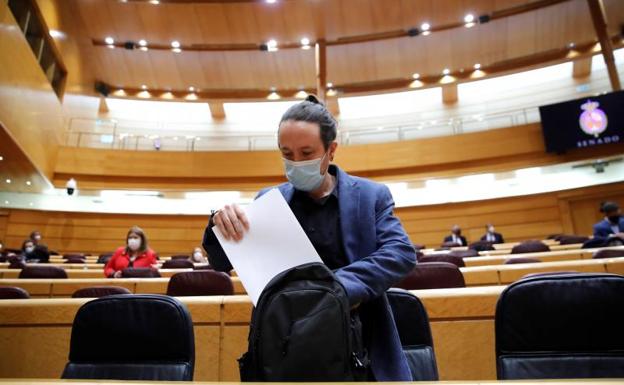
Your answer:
167,271 -> 234,296
511,241 -> 550,254
387,289 -> 439,380
593,248 -> 624,259
0,286 -> 30,299
395,262 -> 465,290
62,294 -> 195,381
162,259 -> 194,269
495,273 -> 624,379
72,286 -> 132,298
19,265 -> 68,279
418,255 -> 465,267
504,257 -> 541,264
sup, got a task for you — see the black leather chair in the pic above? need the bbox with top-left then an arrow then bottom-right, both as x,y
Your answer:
72,286 -> 132,298
469,241 -> 495,252
495,273 -> 624,379
418,254 -> 465,267
62,294 -> 195,381
170,255 -> 190,260
395,262 -> 465,290
19,265 -> 67,279
97,253 -> 113,264
504,257 -> 541,264
0,286 -> 30,299
448,249 -> 478,258
387,288 -> 439,381
511,240 -> 550,254
593,248 -> 624,259
556,235 -> 590,245
167,271 -> 233,296
162,259 -> 194,269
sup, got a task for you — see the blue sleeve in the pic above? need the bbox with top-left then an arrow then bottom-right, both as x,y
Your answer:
593,222 -> 608,238
334,185 -> 417,306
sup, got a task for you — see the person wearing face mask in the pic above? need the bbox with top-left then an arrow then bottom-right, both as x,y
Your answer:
480,223 -> 505,244
202,95 -> 416,381
104,226 -> 158,278
593,201 -> 624,238
29,231 -> 43,246
443,224 -> 467,246
190,247 -> 208,264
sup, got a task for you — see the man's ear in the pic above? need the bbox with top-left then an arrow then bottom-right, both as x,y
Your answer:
329,141 -> 338,161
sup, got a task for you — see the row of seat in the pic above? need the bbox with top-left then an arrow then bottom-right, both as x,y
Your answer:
0,270 -> 234,299
54,272 -> 624,381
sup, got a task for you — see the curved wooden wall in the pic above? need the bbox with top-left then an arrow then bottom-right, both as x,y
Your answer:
53,123 -> 624,190
2,182 -> 622,254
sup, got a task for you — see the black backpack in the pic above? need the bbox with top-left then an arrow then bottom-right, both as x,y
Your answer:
238,262 -> 369,381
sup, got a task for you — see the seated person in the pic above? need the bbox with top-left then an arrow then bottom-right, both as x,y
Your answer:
20,239 -> 34,260
29,230 -> 43,246
480,223 -> 504,244
203,95 -> 416,381
593,201 -> 624,238
104,226 -> 158,278
190,247 -> 208,264
443,224 -> 467,246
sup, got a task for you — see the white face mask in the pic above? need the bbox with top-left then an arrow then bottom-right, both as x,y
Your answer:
488,227 -> 495,233
282,153 -> 328,192
128,238 -> 141,251
25,246 -> 35,253
34,235 -> 41,241
193,251 -> 204,261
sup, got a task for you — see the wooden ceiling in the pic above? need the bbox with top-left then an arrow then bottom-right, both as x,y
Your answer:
40,0 -> 624,98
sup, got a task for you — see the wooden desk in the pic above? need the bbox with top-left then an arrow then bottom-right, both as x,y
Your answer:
461,257 -> 624,286
0,276 -> 245,297
463,247 -> 624,267
0,285 -> 506,382
0,268 -> 193,279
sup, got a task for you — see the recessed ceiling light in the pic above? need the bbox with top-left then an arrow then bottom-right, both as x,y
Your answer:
474,63 -> 481,70
171,40 -> 181,48
0,156 -> 3,161
301,37 -> 310,45
29,202 -> 34,206
442,68 -> 450,75
5,179 -> 10,184
412,73 -> 420,79
326,82 -> 333,88
138,39 -> 147,46
464,14 -> 475,23
266,0 -> 277,3
149,0 -> 160,4
4,201 -> 8,205
421,23 -> 430,31
188,86 -> 195,92
172,48 -> 182,53
141,85 -> 147,90
104,36 -> 114,45
26,181 -> 32,186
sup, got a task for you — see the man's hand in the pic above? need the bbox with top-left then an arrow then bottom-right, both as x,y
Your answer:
213,204 -> 250,242
113,270 -> 123,278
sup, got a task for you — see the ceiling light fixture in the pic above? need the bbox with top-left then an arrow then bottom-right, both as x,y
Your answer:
464,14 -> 475,28
421,22 -> 431,36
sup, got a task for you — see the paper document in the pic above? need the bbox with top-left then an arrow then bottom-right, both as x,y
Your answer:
214,188 -> 323,305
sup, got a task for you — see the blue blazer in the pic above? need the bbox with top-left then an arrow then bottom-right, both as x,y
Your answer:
593,218 -> 624,237
203,165 -> 417,381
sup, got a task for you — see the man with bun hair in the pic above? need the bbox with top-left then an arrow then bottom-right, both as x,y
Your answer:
203,95 -> 417,381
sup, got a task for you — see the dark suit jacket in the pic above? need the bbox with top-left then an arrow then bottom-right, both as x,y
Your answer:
480,232 -> 504,244
443,234 -> 467,246
203,165 -> 416,381
593,218 -> 624,238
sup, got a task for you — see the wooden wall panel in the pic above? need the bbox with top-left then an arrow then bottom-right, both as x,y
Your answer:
0,211 -> 8,244
0,1 -> 64,180
53,123 -> 624,191
3,182 -> 623,254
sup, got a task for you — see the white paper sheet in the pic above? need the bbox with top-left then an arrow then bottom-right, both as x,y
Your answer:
213,188 -> 323,305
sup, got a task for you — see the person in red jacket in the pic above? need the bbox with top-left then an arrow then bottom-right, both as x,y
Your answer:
104,226 -> 158,278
